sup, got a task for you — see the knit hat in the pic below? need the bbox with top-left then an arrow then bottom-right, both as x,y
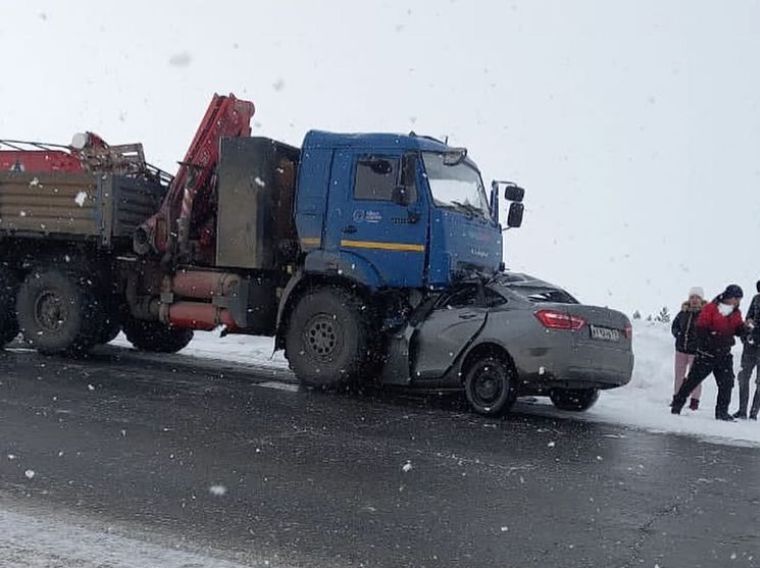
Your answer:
688,287 -> 704,299
722,284 -> 744,300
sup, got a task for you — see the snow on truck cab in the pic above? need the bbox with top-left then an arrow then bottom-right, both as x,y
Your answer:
0,93 -> 629,419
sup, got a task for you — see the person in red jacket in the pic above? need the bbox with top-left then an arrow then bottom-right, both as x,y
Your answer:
671,284 -> 746,421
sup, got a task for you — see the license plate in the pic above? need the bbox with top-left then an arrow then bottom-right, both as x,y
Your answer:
589,325 -> 621,342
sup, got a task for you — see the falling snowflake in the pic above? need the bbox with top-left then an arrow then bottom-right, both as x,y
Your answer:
168,52 -> 192,67
209,484 -> 227,496
402,461 -> 413,472
24,470 -> 35,480
75,192 -> 87,207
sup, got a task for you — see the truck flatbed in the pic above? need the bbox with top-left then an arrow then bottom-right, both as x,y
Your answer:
0,172 -> 166,250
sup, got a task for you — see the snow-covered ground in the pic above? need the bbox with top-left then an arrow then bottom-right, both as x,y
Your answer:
0,499 -> 277,568
583,321 -> 760,447
115,321 -> 760,447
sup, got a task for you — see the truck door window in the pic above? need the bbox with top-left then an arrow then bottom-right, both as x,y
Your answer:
354,156 -> 400,201
401,154 -> 418,204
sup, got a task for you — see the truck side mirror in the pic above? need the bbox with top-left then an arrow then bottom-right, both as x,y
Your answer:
504,184 -> 525,203
507,202 -> 524,228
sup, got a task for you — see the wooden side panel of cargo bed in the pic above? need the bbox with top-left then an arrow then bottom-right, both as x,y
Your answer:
0,172 -> 101,239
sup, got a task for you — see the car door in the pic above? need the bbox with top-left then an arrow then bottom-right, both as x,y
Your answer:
411,285 -> 488,380
337,153 -> 428,288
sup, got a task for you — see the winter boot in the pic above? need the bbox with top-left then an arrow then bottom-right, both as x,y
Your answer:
670,396 -> 684,415
733,410 -> 747,419
716,412 -> 736,422
689,398 -> 699,411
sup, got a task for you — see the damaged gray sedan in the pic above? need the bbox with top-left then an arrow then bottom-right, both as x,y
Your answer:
382,273 -> 634,416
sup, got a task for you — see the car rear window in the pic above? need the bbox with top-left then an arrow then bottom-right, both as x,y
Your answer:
509,286 -> 578,304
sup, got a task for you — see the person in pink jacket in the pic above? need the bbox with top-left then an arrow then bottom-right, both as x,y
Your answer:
670,287 -> 706,410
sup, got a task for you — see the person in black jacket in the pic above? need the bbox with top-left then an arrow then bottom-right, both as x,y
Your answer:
671,287 -> 706,410
733,280 -> 760,419
671,284 -> 747,420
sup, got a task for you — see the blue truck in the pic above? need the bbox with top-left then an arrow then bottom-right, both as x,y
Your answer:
0,93 -> 536,412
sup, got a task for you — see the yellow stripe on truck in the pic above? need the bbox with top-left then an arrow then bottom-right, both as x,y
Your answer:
340,239 -> 425,252
300,237 -> 321,247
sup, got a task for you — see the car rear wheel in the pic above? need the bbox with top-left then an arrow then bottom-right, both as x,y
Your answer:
549,388 -> 600,411
464,356 -> 516,417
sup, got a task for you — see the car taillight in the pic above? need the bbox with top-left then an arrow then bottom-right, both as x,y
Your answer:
625,323 -> 633,339
534,310 -> 586,331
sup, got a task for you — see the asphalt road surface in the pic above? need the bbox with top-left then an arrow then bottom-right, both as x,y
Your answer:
1,346 -> 759,567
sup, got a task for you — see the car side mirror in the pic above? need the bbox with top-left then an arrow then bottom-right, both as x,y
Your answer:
504,184 -> 525,203
507,202 -> 524,228
391,185 -> 409,206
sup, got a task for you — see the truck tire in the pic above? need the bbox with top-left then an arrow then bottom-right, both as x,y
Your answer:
16,268 -> 105,355
549,388 -> 599,412
123,319 -> 193,353
0,266 -> 20,348
464,356 -> 517,417
285,286 -> 370,388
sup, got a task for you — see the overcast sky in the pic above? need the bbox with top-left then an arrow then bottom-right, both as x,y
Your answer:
2,1 -> 759,316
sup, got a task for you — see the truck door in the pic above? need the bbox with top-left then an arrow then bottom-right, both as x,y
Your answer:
335,152 -> 428,288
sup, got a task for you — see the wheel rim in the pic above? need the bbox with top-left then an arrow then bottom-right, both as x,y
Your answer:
34,290 -> 67,333
303,314 -> 341,361
471,363 -> 505,408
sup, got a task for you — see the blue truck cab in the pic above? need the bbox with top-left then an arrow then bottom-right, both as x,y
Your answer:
294,130 -> 511,291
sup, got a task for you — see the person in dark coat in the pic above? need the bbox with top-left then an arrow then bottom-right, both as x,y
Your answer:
671,284 -> 746,421
671,287 -> 706,410
733,280 -> 760,419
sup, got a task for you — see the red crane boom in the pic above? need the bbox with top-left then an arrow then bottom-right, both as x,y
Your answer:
134,93 -> 255,258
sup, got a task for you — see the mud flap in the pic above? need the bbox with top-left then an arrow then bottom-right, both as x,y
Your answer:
380,325 -> 416,385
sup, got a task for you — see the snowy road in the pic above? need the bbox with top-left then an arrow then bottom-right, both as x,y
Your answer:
1,345 -> 759,567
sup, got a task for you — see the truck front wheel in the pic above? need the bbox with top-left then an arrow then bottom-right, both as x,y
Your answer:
16,268 -> 104,355
285,287 -> 371,388
123,318 -> 193,353
0,266 -> 19,347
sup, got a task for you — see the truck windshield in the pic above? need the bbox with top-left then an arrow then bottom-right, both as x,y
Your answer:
422,152 -> 490,218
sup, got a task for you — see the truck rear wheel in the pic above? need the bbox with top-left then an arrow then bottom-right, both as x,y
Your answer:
16,268 -> 104,355
285,286 -> 370,388
0,266 -> 20,347
123,318 -> 193,353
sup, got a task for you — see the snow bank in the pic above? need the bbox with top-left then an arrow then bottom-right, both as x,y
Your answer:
114,322 -> 760,446
583,321 -> 760,446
